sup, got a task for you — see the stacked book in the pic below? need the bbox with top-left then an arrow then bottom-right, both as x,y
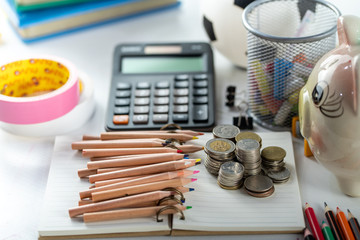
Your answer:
0,0 -> 179,42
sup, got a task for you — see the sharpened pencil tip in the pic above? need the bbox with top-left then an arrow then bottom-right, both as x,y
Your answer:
186,206 -> 192,209
177,149 -> 183,153
195,158 -> 201,162
184,154 -> 189,158
191,178 -> 197,182
193,170 -> 200,174
198,132 -> 204,135
324,202 -> 327,207
181,199 -> 185,203
189,188 -> 195,191
192,136 -> 198,140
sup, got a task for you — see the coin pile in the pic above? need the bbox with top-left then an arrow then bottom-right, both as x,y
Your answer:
217,161 -> 244,190
261,146 -> 290,183
235,139 -> 262,177
235,131 -> 262,148
204,138 -> 236,176
244,175 -> 275,198
213,125 -> 240,143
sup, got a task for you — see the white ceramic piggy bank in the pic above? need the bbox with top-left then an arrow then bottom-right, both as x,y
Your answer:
299,15 -> 360,197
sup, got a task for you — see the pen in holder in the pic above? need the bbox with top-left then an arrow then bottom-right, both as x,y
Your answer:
242,0 -> 340,130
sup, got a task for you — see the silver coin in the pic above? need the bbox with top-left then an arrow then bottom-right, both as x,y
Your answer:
244,175 -> 274,193
213,125 -> 240,139
266,167 -> 291,183
236,139 -> 260,151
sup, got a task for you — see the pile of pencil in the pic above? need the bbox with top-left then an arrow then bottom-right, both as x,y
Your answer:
68,130 -> 204,223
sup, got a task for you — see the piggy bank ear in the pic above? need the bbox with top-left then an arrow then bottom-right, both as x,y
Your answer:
338,15 -> 360,46
352,55 -> 360,114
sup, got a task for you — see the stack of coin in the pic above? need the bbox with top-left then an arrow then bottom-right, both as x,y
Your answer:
261,146 -> 286,171
235,131 -> 262,148
204,138 -> 236,176
235,139 -> 262,176
244,175 -> 275,198
217,161 -> 244,190
212,125 -> 240,143
266,167 -> 291,183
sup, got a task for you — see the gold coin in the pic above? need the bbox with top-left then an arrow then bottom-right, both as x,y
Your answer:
261,146 -> 286,161
209,140 -> 232,152
235,132 -> 262,144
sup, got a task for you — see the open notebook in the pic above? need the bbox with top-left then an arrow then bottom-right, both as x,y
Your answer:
38,132 -> 305,239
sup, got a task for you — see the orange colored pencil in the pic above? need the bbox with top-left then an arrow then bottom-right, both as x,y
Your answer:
91,177 -> 197,202
100,132 -> 197,142
79,170 -> 199,199
88,159 -> 198,183
69,190 -> 172,218
72,139 -> 166,150
337,207 -> 355,240
82,147 -> 182,158
83,204 -> 190,223
87,152 -> 186,169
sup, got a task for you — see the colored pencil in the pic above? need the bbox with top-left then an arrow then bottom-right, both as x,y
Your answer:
336,207 -> 355,240
69,190 -> 172,217
79,169 -> 199,199
322,221 -> 335,240
72,139 -> 167,150
347,209 -> 360,240
87,152 -> 186,169
100,132 -> 197,142
305,203 -> 325,240
93,175 -> 152,187
91,178 -> 197,202
83,204 -> 190,223
324,202 -> 343,240
88,159 -> 198,183
176,145 -> 204,153
82,147 -> 182,158
305,228 -> 316,240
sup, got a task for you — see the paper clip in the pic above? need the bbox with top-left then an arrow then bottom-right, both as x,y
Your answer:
156,205 -> 185,222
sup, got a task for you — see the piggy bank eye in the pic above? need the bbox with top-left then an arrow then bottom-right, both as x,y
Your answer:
312,81 -> 328,106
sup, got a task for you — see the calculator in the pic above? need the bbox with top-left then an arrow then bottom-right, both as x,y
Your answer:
105,42 -> 215,131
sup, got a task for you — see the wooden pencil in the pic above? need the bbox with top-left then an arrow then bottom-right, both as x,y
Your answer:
336,207 -> 355,240
79,170 -> 199,199
83,204 -> 189,223
176,145 -> 204,153
72,139 -> 166,150
91,177 -> 197,202
324,202 -> 343,240
69,190 -> 172,218
78,166 -> 133,178
347,209 -> 360,240
305,203 -> 324,240
82,147 -> 182,158
88,159 -> 198,183
100,132 -> 197,142
87,152 -> 186,169
90,152 -> 187,161
93,175 -> 152,187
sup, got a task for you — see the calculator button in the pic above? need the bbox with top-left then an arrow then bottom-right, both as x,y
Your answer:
134,98 -> 150,106
133,115 -> 149,124
134,106 -> 150,114
114,98 -> 130,106
194,80 -> 208,88
173,97 -> 188,105
153,105 -> 169,113
193,88 -> 208,96
175,74 -> 189,81
173,105 -> 188,113
136,82 -> 151,89
175,81 -> 189,88
193,105 -> 208,122
153,114 -> 168,123
173,114 -> 188,123
116,82 -> 131,90
113,115 -> 129,125
155,89 -> 170,97
193,74 -> 208,80
173,88 -> 189,96
115,90 -> 131,98
114,107 -> 130,114
153,97 -> 169,105
193,96 -> 208,104
135,90 -> 150,97
155,81 -> 170,89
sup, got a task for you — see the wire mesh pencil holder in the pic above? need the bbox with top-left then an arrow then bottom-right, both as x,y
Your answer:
242,0 -> 340,130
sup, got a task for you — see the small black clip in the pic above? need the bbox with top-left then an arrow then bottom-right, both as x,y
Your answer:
225,85 -> 237,107
233,101 -> 253,130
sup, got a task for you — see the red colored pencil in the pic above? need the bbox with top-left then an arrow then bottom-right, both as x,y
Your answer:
305,203 -> 325,240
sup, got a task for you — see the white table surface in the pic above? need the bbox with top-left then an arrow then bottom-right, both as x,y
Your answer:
0,0 -> 359,239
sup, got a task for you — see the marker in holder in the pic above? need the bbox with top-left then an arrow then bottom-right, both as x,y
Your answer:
243,0 -> 340,130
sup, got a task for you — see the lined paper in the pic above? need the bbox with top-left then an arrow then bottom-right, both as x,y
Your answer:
38,136 -> 171,237
172,132 -> 305,232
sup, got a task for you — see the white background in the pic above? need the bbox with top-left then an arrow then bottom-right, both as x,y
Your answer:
0,0 -> 359,239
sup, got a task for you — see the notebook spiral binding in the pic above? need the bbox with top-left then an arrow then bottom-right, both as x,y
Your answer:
156,205 -> 185,222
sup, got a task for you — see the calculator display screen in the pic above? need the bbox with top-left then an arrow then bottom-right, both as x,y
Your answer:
121,56 -> 206,73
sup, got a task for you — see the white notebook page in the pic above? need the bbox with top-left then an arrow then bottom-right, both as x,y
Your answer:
38,136 -> 171,237
172,132 -> 305,233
